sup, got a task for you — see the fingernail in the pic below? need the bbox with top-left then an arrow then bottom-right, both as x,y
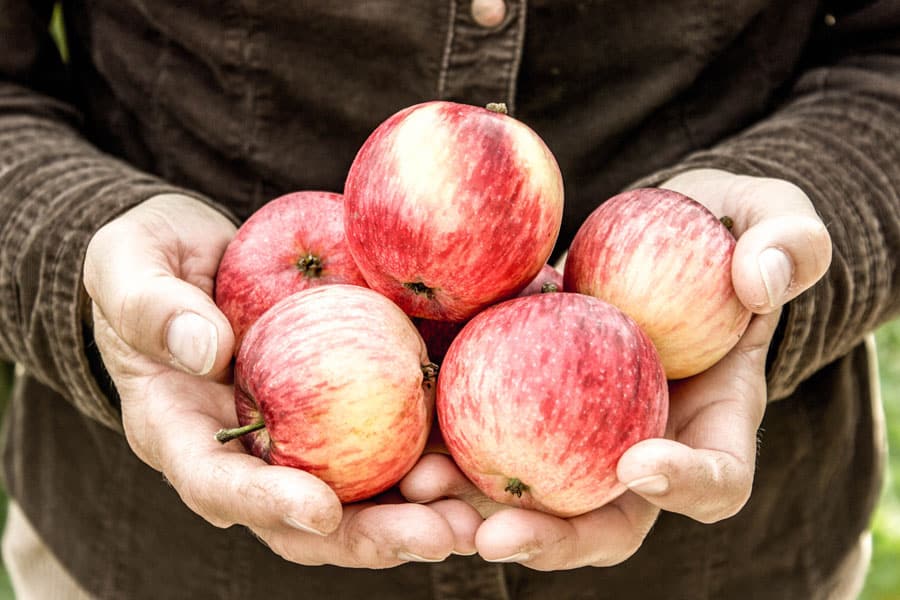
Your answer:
451,549 -> 479,557
167,312 -> 217,375
283,516 -> 328,537
626,474 -> 670,495
486,552 -> 531,563
758,248 -> 793,309
397,551 -> 445,563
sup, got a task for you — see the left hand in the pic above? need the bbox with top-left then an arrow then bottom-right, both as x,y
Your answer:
401,169 -> 832,569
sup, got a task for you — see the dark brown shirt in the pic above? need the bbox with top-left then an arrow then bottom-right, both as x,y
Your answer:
0,1 -> 898,598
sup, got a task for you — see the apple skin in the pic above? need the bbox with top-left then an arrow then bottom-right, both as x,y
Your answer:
233,284 -> 436,504
517,262 -> 563,296
414,263 -> 564,363
214,190 -> 367,349
344,101 -> 565,322
436,292 -> 668,518
563,188 -> 752,379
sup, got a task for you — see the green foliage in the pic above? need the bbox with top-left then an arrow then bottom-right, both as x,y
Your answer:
49,3 -> 68,63
860,320 -> 900,600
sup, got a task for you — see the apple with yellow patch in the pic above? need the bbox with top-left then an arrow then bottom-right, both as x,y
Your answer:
216,284 -> 437,504
437,292 -> 668,517
343,101 -> 564,322
564,188 -> 751,379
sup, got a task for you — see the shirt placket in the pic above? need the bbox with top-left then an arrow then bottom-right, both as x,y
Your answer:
429,1 -> 526,599
437,0 -> 527,115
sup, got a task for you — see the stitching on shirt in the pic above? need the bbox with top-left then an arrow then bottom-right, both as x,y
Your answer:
505,0 -> 528,116
437,0 -> 458,99
150,38 -> 174,181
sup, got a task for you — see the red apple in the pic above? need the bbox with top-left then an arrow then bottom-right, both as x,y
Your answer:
344,101 -> 564,322
564,188 -> 752,379
217,284 -> 437,504
437,292 -> 668,518
414,263 -> 564,363
517,263 -> 563,296
214,190 -> 367,348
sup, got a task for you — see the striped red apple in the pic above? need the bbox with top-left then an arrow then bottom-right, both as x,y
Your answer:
216,284 -> 437,504
344,101 -> 564,322
214,190 -> 367,349
436,292 -> 668,517
564,188 -> 752,379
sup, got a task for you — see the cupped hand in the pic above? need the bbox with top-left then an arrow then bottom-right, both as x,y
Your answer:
83,193 -> 479,567
615,168 -> 832,523
402,452 -> 659,570
402,169 -> 832,569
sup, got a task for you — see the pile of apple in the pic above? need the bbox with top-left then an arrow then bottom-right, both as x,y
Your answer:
213,101 -> 751,516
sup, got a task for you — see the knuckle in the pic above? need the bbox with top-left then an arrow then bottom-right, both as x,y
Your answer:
341,523 -> 385,565
695,474 -> 753,524
805,219 -> 833,274
167,461 -> 235,529
116,283 -> 155,339
587,529 -> 647,566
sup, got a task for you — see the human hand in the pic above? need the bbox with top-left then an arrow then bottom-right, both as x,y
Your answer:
83,193 -> 479,566
403,169 -> 832,569
615,168 -> 832,522
402,451 -> 659,570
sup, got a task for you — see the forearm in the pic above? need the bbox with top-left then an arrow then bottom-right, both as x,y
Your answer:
0,81 -> 218,430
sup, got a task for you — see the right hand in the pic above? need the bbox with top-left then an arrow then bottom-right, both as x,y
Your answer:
83,193 -> 479,566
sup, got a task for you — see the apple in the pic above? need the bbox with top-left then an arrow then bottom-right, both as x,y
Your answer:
517,262 -> 563,296
563,188 -> 752,379
436,292 -> 668,518
414,263 -> 564,363
344,101 -> 565,322
216,284 -> 437,504
214,190 -> 367,348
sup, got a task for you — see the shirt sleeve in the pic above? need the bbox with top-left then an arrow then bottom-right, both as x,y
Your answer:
0,1 -> 226,430
630,2 -> 900,401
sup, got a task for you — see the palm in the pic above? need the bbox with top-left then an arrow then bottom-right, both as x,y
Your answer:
84,194 -> 482,567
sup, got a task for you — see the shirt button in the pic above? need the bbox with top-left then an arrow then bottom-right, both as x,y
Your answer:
471,0 -> 507,28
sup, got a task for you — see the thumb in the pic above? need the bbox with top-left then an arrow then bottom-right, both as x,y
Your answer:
84,194 -> 237,377
732,213 -> 832,313
661,169 -> 833,314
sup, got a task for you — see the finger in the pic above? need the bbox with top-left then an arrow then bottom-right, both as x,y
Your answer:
84,195 -> 237,376
400,453 -> 507,518
121,368 -> 343,535
617,439 -> 753,523
426,499 -> 482,556
165,422 -> 343,535
661,170 -> 832,313
732,214 -> 832,312
258,502 -> 456,568
616,311 -> 780,522
476,493 -> 658,570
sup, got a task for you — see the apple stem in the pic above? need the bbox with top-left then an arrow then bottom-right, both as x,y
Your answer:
421,362 -> 439,390
215,420 -> 266,444
296,253 -> 323,278
540,282 -> 560,293
422,362 -> 439,381
504,478 -> 529,498
485,102 -> 509,115
719,215 -> 735,231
